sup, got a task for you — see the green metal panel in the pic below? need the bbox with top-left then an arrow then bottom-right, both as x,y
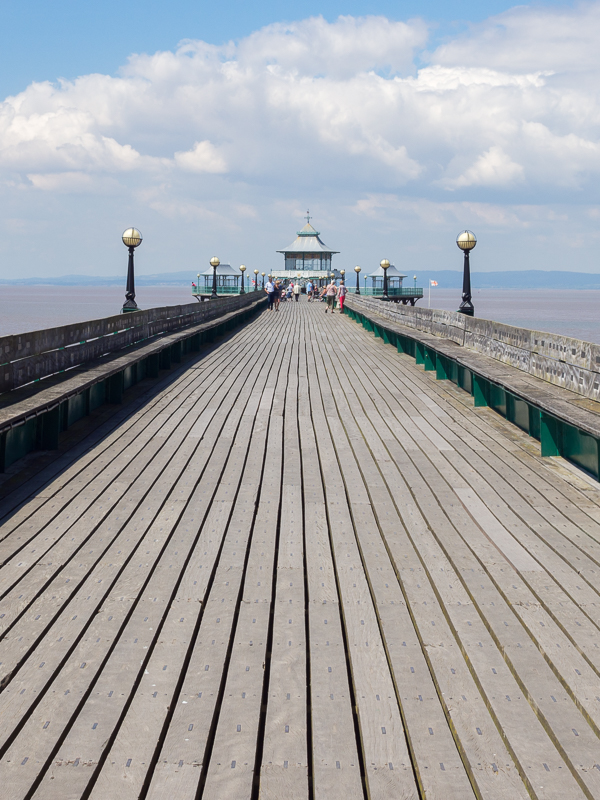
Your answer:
159,347 -> 172,369
171,341 -> 182,363
436,355 -> 448,381
136,359 -> 146,382
38,406 -> 60,450
123,365 -> 135,391
509,395 -> 530,433
60,400 -> 69,432
5,419 -> 37,469
382,327 -> 392,345
472,374 -> 489,407
423,348 -> 436,372
145,353 -> 160,378
540,413 -> 560,456
416,342 -> 425,366
90,381 -> 106,411
561,423 -> 599,478
190,333 -> 201,352
529,406 -> 541,441
373,324 -> 382,339
107,371 -> 124,404
68,390 -> 89,427
458,367 -> 472,394
489,383 -> 506,417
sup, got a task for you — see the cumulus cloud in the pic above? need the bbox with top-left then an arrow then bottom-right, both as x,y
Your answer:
174,141 -> 227,173
2,7 -> 600,275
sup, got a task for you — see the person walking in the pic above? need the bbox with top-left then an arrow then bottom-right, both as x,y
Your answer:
306,280 -> 313,301
336,280 -> 347,313
324,279 -> 336,313
265,276 -> 276,311
293,282 -> 301,302
274,280 -> 281,311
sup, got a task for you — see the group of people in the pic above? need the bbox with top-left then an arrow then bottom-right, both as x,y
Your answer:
264,278 -> 300,311
264,277 -> 347,313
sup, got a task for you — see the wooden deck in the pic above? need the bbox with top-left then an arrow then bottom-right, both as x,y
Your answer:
2,298 -> 600,800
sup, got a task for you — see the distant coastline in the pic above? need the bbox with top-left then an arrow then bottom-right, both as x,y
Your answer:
1,269 -> 600,289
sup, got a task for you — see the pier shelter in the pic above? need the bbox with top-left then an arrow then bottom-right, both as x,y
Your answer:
368,262 -> 407,291
195,262 -> 241,296
273,215 -> 339,281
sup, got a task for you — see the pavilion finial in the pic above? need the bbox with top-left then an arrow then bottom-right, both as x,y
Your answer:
305,209 -> 311,224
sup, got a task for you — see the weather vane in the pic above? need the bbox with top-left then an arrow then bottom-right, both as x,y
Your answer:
305,209 -> 311,224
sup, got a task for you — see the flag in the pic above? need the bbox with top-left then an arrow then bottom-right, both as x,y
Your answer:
430,280 -> 438,286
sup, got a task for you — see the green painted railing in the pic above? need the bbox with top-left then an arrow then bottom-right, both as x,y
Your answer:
193,286 -> 247,296
344,303 -> 600,481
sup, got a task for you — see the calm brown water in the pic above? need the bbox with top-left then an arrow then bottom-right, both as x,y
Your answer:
0,285 -> 598,344
428,288 -> 600,343
0,286 -> 195,336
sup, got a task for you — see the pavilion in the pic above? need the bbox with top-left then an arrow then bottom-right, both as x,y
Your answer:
368,263 -> 407,292
273,213 -> 339,282
195,263 -> 241,296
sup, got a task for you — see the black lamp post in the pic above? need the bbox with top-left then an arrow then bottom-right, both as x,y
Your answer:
354,265 -> 361,294
122,227 -> 142,313
380,258 -> 390,301
210,256 -> 220,299
261,272 -> 265,290
254,269 -> 259,290
456,230 -> 476,316
239,265 -> 246,294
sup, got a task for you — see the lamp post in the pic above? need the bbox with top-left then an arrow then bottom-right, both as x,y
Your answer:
261,272 -> 265,290
413,275 -> 417,290
122,227 -> 142,313
380,259 -> 390,300
457,230 -> 476,316
239,264 -> 246,294
254,269 -> 259,291
196,272 -> 200,298
210,256 -> 220,299
354,265 -> 361,295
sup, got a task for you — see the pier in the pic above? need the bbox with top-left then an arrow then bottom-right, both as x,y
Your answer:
1,297 -> 600,800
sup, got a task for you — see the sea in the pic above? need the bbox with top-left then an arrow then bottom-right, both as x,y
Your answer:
0,285 -> 598,344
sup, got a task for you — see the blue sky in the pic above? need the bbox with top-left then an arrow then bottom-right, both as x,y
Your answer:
0,1 -> 573,98
0,0 -> 598,279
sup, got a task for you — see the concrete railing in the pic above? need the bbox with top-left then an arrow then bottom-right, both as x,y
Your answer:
0,293 -> 259,394
346,296 -> 600,402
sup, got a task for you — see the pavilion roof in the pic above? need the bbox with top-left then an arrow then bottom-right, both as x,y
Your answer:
368,264 -> 407,279
277,222 -> 339,255
199,263 -> 240,277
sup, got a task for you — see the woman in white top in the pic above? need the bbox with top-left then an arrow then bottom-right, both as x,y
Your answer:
336,281 -> 347,314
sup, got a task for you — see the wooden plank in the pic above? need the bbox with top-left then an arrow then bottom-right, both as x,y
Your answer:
326,312 -> 595,798
304,312 -> 419,800
0,312 -> 279,797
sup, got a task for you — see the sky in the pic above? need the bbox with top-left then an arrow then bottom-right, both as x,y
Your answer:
0,0 -> 598,278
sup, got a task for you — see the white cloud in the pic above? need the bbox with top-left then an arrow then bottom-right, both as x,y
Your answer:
444,146 -> 524,189
2,8 -> 600,276
174,140 -> 227,173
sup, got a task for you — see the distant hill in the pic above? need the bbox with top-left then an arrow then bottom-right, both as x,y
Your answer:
1,270 -> 600,289
423,270 -> 600,289
0,271 -> 194,287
